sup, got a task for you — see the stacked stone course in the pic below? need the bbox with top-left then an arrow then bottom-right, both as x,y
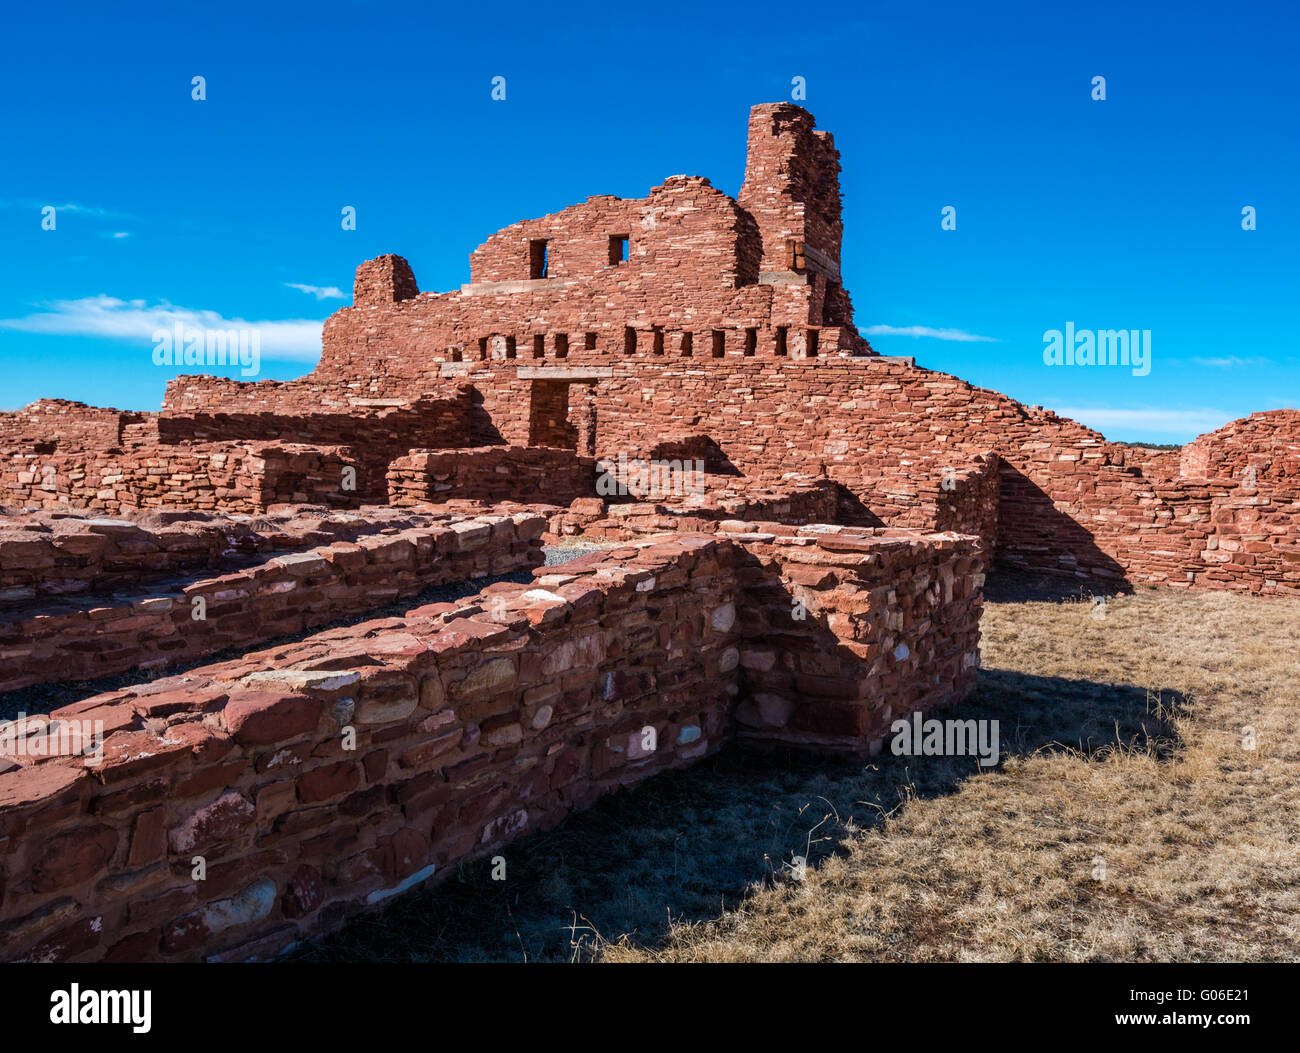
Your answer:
0,525 -> 980,962
388,446 -> 599,507
2,441 -> 362,516
0,511 -> 545,692
0,504 -> 522,606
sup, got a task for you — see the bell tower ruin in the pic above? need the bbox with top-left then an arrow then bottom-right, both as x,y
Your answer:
739,102 -> 853,330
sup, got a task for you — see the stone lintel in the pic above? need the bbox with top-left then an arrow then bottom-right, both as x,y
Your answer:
515,367 -> 613,380
460,278 -> 569,297
758,271 -> 812,287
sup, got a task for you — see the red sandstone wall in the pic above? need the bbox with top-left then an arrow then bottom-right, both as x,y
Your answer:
739,104 -> 845,286
467,182 -> 760,293
568,481 -> 839,535
431,358 -> 1296,594
69,346 -> 1293,596
388,446 -> 597,507
157,381 -> 474,501
0,526 -> 981,962
931,454 -> 1001,559
1,442 -> 363,516
5,99 -> 1292,599
731,526 -> 983,751
0,400 -> 154,454
1179,410 -> 1300,486
313,106 -> 873,380
0,517 -> 241,606
0,512 -> 546,693
0,505 -> 514,607
354,255 -> 419,307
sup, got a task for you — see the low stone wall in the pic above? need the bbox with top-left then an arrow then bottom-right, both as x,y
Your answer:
0,512 -> 546,693
544,478 -> 839,539
0,400 -> 151,454
159,382 -> 474,503
934,453 -> 1000,558
0,506 -> 470,607
730,525 -> 983,750
388,446 -> 599,507
1,442 -> 362,516
997,457 -> 1300,593
0,524 -> 981,962
0,517 -> 242,607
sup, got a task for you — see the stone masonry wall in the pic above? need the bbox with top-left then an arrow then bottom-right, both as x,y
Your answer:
1,442 -> 363,516
9,101 -> 1292,597
429,358 -> 1296,594
0,505 -> 514,608
730,525 -> 983,751
315,103 -> 873,386
0,512 -> 546,693
1178,410 -> 1300,486
0,400 -> 153,454
0,525 -> 981,962
157,383 -> 474,503
0,517 -> 250,607
388,447 -> 598,508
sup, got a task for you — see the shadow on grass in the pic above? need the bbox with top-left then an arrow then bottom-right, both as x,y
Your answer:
286,670 -> 1186,964
983,571 -> 1133,605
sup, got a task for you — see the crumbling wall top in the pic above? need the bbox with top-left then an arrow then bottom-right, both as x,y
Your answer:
354,254 -> 419,307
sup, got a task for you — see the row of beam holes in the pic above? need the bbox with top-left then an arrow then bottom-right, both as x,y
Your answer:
618,326 -> 816,358
622,327 -> 763,358
447,336 -> 582,362
448,326 -> 818,362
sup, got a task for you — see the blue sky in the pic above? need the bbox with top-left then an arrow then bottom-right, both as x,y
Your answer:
1,0 -> 1295,443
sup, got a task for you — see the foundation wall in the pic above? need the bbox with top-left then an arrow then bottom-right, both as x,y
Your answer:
1,443 -> 363,516
0,512 -> 546,693
388,447 -> 598,508
158,384 -> 474,502
0,526 -> 981,963
437,359 -> 1297,594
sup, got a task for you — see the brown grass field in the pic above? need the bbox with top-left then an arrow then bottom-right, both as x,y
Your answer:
291,574 -> 1300,963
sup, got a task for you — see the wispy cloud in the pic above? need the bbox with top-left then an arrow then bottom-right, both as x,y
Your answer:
1055,405 -> 1233,437
864,324 -> 999,343
1188,355 -> 1272,368
285,282 -> 346,301
0,199 -> 130,219
0,295 -> 322,361
101,231 -> 132,240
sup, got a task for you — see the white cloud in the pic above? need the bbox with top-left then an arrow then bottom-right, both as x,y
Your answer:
1188,355 -> 1271,368
0,199 -> 127,218
101,231 -> 132,240
864,324 -> 999,343
285,282 -> 346,300
0,295 -> 322,361
1054,406 -> 1234,436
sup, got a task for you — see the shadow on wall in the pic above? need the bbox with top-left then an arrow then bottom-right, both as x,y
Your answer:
832,485 -> 887,527
723,539 -> 982,749
466,387 -> 505,446
994,464 -> 1129,587
643,436 -> 743,477
287,670 -> 1184,963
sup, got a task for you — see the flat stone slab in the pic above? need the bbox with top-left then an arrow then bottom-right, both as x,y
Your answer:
515,366 -> 613,380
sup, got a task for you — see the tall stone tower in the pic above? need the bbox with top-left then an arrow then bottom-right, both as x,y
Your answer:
739,103 -> 845,282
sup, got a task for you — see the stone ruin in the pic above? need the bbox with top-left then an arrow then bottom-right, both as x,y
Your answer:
0,102 -> 1295,963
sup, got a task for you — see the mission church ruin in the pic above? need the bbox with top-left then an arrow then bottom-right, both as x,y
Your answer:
0,103 -> 1295,963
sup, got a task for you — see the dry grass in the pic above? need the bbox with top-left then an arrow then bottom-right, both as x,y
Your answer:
601,580 -> 1300,962
292,575 -> 1300,962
